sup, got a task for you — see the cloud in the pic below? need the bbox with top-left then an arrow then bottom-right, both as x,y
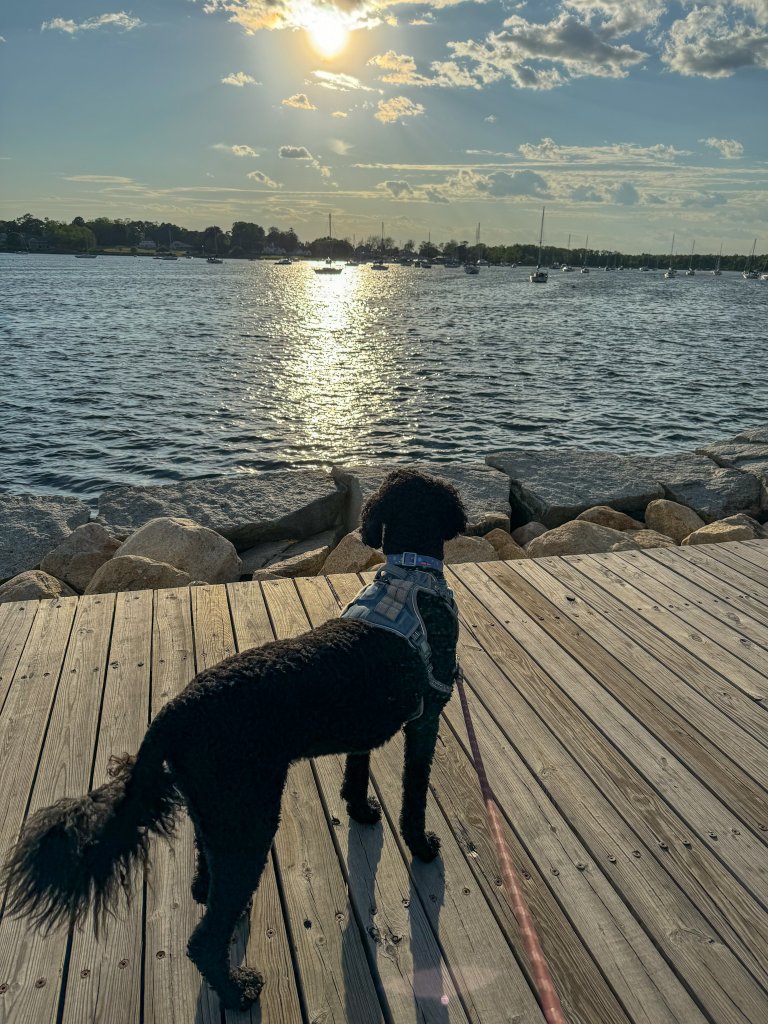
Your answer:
63,174 -> 136,184
246,170 -> 280,187
681,191 -> 728,208
410,13 -> 435,26
368,51 -> 428,86
282,93 -> 317,109
382,179 -> 415,197
484,114 -> 497,123
278,145 -> 331,176
475,169 -> 549,197
663,7 -> 768,77
518,137 -> 691,164
606,182 -> 639,205
311,70 -> 373,92
329,139 -> 353,155
212,143 -> 259,157
569,184 -> 603,202
424,188 -> 449,203
562,1 -> 666,35
41,12 -> 143,34
331,111 -> 348,118
221,71 -> 260,86
700,137 -> 745,159
375,96 -> 426,123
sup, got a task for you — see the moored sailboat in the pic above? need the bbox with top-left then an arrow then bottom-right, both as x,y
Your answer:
314,213 -> 343,274
743,238 -> 759,279
664,233 -> 677,279
529,207 -> 548,283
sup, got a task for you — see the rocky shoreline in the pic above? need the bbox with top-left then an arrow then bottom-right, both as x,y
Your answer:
1,426 -> 766,603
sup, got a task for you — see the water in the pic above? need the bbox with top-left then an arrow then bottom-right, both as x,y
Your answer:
1,253 -> 766,500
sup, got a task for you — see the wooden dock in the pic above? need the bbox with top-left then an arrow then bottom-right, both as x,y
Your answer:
0,539 -> 767,1024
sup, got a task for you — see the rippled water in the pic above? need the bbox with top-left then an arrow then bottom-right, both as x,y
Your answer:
1,253 -> 766,500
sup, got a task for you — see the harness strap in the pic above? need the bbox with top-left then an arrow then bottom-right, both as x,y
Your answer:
387,552 -> 445,572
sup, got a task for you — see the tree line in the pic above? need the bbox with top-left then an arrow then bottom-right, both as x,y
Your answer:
1,213 -> 764,269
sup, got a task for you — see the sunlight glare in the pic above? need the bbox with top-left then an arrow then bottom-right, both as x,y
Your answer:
305,9 -> 349,58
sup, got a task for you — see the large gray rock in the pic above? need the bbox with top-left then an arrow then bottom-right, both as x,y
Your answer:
86,555 -> 192,594
486,448 -> 760,528
98,472 -> 347,550
0,494 -> 91,581
0,570 -> 77,604
39,523 -> 121,592
697,426 -> 768,508
332,463 -> 510,534
526,521 -> 640,559
259,544 -> 333,580
117,517 -> 242,583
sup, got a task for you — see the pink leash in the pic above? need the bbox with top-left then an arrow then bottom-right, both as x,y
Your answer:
455,665 -> 568,1024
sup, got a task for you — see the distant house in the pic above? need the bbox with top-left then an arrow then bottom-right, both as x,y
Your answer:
172,240 -> 192,251
138,239 -> 157,250
263,244 -> 286,255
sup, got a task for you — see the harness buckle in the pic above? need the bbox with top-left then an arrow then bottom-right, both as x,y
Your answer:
400,551 -> 418,567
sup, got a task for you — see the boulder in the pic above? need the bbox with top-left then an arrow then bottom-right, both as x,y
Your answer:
256,544 -> 332,580
116,518 -> 242,583
86,556 -> 192,594
512,522 -> 548,547
443,535 -> 499,565
644,499 -> 705,544
486,449 -> 664,528
0,570 -> 77,604
466,512 -> 512,536
321,531 -> 385,575
484,528 -> 527,561
526,521 -> 640,559
486,448 -> 760,528
576,506 -> 643,531
681,515 -> 767,547
0,493 -> 91,581
239,530 -> 341,575
39,523 -> 121,592
98,471 -> 347,549
332,463 -> 511,534
631,530 -> 677,549
697,427 -> 768,509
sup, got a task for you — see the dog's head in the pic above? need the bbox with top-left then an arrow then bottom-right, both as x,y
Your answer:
360,469 -> 467,559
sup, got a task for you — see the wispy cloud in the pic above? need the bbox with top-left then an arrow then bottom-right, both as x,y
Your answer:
700,136 -> 744,159
331,110 -> 348,118
221,71 -> 260,86
63,174 -> 136,183
279,145 -> 331,177
518,138 -> 691,164
368,51 -> 481,88
375,96 -> 426,124
247,170 -> 281,187
282,93 -> 317,109
212,143 -> 259,157
41,12 -> 143,34
311,70 -> 373,92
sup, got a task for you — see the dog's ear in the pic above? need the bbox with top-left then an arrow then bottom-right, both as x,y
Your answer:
438,483 -> 467,541
360,488 -> 391,548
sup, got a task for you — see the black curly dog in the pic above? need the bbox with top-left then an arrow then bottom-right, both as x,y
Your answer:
1,469 -> 466,1010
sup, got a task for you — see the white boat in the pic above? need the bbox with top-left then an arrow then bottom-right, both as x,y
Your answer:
314,214 -> 343,274
370,221 -> 389,269
463,263 -> 479,275
743,238 -> 759,279
664,233 -> 677,278
529,207 -> 548,283
712,243 -> 722,276
275,257 -> 293,265
685,239 -> 696,276
562,233 -> 573,271
205,230 -> 223,264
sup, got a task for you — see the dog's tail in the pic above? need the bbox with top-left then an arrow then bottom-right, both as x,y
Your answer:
1,714 -> 181,936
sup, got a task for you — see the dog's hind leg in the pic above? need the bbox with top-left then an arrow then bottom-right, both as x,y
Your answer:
341,752 -> 381,824
400,714 -> 442,862
190,819 -> 210,906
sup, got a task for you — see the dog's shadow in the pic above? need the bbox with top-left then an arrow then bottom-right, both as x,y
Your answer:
342,821 -> 449,1024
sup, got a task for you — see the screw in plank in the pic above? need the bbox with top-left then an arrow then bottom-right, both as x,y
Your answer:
658,842 -> 668,851
550,867 -> 560,876
607,855 -> 616,863
34,979 -> 46,989
682,839 -> 692,847
576,862 -> 587,871
708,832 -> 718,840
632,850 -> 641,858
0,984 -> 8,994
155,951 -> 166,959
80,969 -> 90,978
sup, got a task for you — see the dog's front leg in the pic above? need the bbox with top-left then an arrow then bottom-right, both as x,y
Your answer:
341,752 -> 382,824
400,713 -> 441,862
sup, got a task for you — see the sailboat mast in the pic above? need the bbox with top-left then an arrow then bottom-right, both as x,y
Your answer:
537,206 -> 545,267
582,235 -> 588,266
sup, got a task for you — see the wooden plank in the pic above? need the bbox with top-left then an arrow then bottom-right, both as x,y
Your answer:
609,550 -> 768,654
143,587 -> 220,1024
655,544 -> 768,609
297,575 -> 538,1024
573,553 -> 767,700
260,579 -> 385,1024
0,594 -> 115,1024
226,581 -> 305,1024
445,568 -> 768,1018
61,590 -> 153,1024
690,541 -> 768,592
537,554 -> 768,750
0,600 -> 39,718
481,560 -> 768,826
454,562 -> 768,910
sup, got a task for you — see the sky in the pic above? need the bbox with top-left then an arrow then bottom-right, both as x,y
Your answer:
1,0 -> 767,252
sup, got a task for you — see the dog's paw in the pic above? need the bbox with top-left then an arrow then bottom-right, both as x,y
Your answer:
218,967 -> 264,1010
347,796 -> 382,825
405,830 -> 441,862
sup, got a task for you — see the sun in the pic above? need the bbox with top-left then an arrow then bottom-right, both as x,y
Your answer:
305,9 -> 349,58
